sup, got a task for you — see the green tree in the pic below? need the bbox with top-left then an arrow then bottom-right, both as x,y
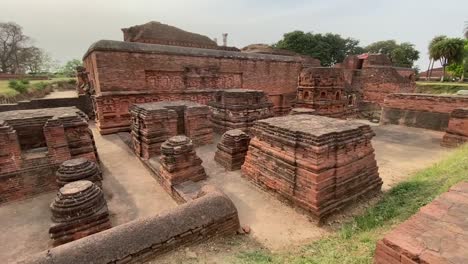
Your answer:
274,31 -> 364,66
60,59 -> 82,77
429,37 -> 465,81
365,40 -> 420,68
427,35 -> 447,79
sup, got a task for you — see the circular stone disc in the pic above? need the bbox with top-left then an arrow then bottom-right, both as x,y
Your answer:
59,180 -> 93,195
168,135 -> 190,144
61,158 -> 88,167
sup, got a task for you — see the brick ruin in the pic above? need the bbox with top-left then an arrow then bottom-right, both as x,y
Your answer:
79,22 -> 416,134
156,135 -> 207,197
56,158 -> 102,187
295,67 -> 357,118
208,89 -> 274,133
130,101 -> 213,159
215,129 -> 251,171
49,180 -> 111,246
0,107 -> 98,203
441,108 -> 468,147
374,181 -> 468,264
335,53 -> 415,108
381,93 -> 468,131
122,21 -> 239,51
241,115 -> 382,221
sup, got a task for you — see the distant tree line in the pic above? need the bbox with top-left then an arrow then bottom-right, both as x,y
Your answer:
273,31 -> 420,68
0,22 -> 55,74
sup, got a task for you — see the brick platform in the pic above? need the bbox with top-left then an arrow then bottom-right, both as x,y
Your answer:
156,136 -> 207,193
214,129 -> 251,170
241,114 -> 382,221
56,158 -> 102,187
374,181 -> 468,264
130,101 -> 213,159
0,107 -> 98,204
49,180 -> 111,246
208,89 -> 274,133
441,108 -> 468,148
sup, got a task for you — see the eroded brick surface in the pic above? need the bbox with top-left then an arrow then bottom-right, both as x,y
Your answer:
0,107 -> 99,204
208,89 -> 274,133
374,181 -> 468,264
130,101 -> 213,159
214,129 -> 251,171
441,108 -> 468,147
241,114 -> 382,221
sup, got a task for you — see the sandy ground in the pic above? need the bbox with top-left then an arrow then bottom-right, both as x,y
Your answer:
0,124 -> 177,263
0,122 -> 452,263
42,89 -> 77,99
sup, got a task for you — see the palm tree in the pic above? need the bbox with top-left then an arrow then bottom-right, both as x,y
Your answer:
427,36 -> 446,80
464,21 -> 468,39
430,38 -> 465,81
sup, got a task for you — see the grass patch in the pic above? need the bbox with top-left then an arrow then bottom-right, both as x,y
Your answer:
415,81 -> 468,94
0,78 -> 74,97
235,144 -> 468,264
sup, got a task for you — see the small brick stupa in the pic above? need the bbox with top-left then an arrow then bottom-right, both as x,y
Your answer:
56,158 -> 102,187
214,129 -> 251,170
49,180 -> 111,246
157,136 -> 207,192
208,89 -> 274,133
241,114 -> 382,221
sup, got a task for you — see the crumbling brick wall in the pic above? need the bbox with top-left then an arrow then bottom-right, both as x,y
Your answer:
381,93 -> 468,131
441,108 -> 468,147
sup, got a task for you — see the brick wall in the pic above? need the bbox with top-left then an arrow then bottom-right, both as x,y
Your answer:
83,40 -> 304,134
441,108 -> 468,147
357,67 -> 415,105
19,186 -> 240,264
0,165 -> 57,204
381,93 -> 468,131
0,95 -> 93,118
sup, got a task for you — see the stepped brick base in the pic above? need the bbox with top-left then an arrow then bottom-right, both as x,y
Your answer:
214,129 -> 251,170
241,114 -> 382,221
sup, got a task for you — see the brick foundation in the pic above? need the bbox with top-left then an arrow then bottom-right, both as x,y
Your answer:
214,129 -> 251,170
208,89 -> 274,133
241,115 -> 382,221
381,93 -> 468,131
0,107 -> 99,204
441,108 -> 468,147
374,181 -> 468,264
130,101 -> 213,159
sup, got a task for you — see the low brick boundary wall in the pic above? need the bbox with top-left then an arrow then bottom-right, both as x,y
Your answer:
441,108 -> 468,147
0,95 -> 93,118
380,93 -> 468,131
19,185 -> 240,264
0,165 -> 58,204
374,181 -> 468,263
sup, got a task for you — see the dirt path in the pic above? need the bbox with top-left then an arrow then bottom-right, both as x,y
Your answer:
43,89 -> 77,99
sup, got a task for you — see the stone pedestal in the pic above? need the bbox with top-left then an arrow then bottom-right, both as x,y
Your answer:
157,136 -> 207,191
441,108 -> 468,147
56,158 -> 102,187
49,180 -> 111,246
208,89 -> 274,133
241,115 -> 382,222
214,129 -> 250,170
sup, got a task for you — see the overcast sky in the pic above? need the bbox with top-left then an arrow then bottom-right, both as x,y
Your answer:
2,0 -> 467,69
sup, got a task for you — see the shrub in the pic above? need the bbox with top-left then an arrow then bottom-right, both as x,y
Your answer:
67,79 -> 77,85
33,82 -> 48,90
20,79 -> 30,85
8,79 -> 28,93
